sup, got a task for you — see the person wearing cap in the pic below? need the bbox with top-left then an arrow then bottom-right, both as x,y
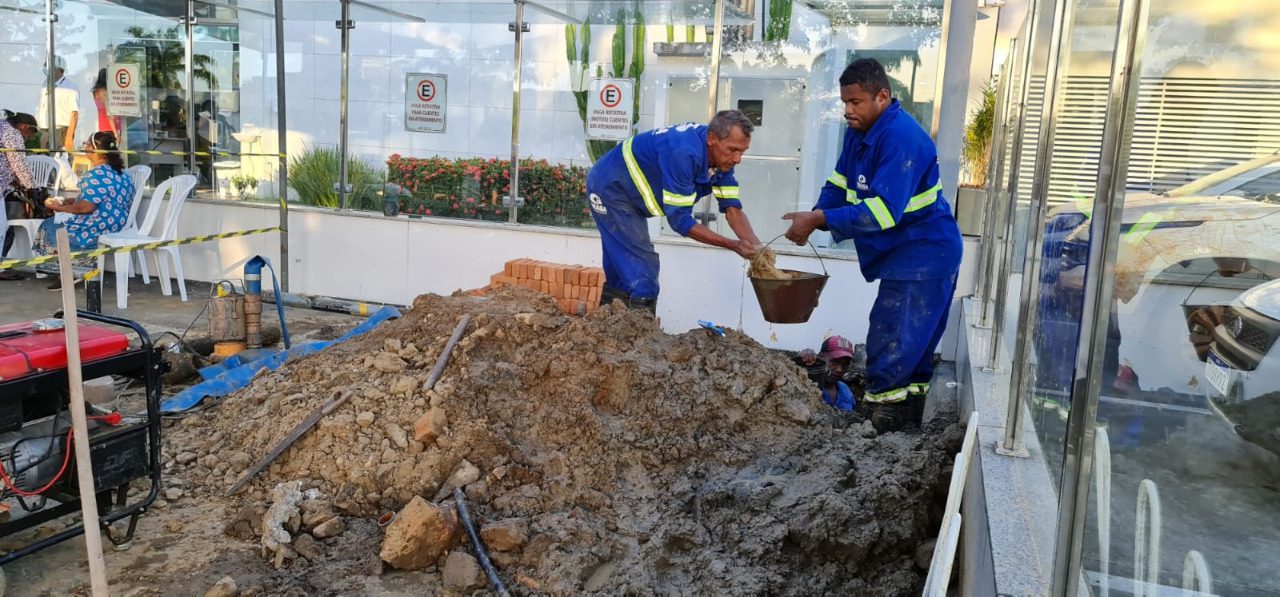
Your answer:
585,110 -> 763,312
37,56 -> 81,152
818,336 -> 856,412
782,58 -> 962,433
1,112 -> 40,279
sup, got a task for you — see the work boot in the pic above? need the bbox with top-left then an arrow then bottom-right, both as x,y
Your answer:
600,285 -> 657,314
600,285 -> 629,307
866,400 -> 911,434
906,392 -> 927,427
627,295 -> 657,314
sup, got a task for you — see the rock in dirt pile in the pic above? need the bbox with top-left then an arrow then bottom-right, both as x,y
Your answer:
169,286 -> 961,595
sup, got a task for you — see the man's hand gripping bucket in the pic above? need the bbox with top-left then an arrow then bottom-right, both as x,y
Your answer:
748,235 -> 830,324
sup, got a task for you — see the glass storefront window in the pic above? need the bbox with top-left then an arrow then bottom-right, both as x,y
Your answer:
1027,0 -> 1123,492
661,0 -> 945,248
1075,0 -> 1280,593
0,0 -> 283,202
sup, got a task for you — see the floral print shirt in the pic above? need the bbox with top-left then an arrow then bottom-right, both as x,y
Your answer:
0,121 -> 36,191
66,165 -> 134,249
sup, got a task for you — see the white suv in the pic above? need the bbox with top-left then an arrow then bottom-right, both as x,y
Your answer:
1203,279 -> 1280,455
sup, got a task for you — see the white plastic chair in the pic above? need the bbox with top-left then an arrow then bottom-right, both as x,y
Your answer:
115,165 -> 153,279
4,155 -> 61,258
97,174 -> 197,309
122,165 -> 151,231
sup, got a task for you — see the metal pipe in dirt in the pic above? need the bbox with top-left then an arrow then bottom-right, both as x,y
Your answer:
425,314 -> 472,391
454,488 -> 511,597
263,290 -> 400,317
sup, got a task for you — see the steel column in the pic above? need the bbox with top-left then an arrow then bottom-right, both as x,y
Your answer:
184,0 -> 198,175
508,0 -> 525,223
274,0 -> 290,290
984,0 -> 1044,366
972,37 -> 1013,321
1052,0 -> 1151,593
337,0 -> 352,209
1000,0 -> 1078,456
972,36 -> 1017,307
43,0 -> 57,154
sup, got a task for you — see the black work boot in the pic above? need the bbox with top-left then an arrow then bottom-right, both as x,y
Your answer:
600,285 -> 630,307
866,400 -> 912,434
627,295 -> 657,314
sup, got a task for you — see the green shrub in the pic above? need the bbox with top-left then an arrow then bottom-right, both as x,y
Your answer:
288,146 -> 384,209
386,154 -> 592,228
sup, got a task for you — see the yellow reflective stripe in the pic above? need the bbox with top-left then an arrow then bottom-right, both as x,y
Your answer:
866,196 -> 895,229
663,190 -> 697,207
1074,196 -> 1093,219
622,138 -> 663,216
828,171 -> 848,189
905,183 -> 942,212
712,186 -> 739,199
866,388 -> 909,403
1124,211 -> 1161,245
846,189 -> 861,205
909,383 -> 930,395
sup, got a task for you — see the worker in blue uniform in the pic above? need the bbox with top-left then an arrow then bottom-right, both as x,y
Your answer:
783,58 -> 963,433
586,110 -> 763,311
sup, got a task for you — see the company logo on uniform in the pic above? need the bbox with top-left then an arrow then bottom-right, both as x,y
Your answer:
589,193 -> 607,215
856,174 -> 869,191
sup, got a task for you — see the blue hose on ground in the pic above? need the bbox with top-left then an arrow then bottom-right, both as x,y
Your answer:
160,306 -> 400,413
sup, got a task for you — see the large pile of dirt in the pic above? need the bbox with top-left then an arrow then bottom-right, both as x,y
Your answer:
169,286 -> 960,595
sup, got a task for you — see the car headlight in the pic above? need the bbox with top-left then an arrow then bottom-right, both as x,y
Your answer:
1228,315 -> 1244,338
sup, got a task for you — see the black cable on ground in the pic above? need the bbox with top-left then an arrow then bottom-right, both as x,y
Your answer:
453,487 -> 511,597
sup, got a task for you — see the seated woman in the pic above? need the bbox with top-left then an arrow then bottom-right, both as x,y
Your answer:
37,131 -> 135,289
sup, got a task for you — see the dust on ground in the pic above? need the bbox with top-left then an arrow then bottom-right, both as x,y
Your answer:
5,286 -> 961,596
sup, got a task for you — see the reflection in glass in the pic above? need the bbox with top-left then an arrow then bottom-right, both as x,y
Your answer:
1069,1 -> 1280,594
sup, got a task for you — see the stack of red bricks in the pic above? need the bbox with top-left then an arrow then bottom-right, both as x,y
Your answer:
488,259 -> 605,315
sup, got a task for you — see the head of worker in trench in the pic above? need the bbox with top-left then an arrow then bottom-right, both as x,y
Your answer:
705,110 -> 753,173
819,335 -> 855,380
839,58 -> 893,133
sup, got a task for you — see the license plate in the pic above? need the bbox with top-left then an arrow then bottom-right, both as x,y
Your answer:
1205,352 -> 1232,397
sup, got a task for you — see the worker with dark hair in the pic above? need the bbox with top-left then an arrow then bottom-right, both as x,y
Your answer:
37,131 -> 135,289
782,58 -> 962,433
1,112 -> 40,278
585,110 -> 763,311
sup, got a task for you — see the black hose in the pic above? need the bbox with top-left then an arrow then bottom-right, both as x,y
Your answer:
453,488 -> 511,597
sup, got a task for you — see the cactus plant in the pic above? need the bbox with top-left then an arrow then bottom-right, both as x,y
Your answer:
566,2 -> 646,163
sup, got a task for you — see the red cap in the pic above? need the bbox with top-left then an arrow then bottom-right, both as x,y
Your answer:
819,335 -> 854,361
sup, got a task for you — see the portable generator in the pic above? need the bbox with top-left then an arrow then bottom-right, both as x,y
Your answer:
0,311 -> 163,564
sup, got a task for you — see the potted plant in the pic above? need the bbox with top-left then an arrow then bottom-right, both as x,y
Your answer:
957,80 -> 996,236
230,174 -> 258,200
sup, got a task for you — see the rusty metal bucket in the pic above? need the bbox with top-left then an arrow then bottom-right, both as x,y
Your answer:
749,239 -> 829,324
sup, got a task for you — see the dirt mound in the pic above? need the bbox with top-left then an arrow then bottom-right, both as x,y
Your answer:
169,286 -> 960,595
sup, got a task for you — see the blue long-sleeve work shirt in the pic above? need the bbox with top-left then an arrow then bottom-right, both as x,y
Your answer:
587,123 -> 743,236
814,100 -> 963,281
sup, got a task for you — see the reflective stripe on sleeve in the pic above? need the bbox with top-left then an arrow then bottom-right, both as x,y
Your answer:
866,196 -> 895,229
622,137 -> 664,216
828,171 -> 848,189
905,183 -> 943,212
712,186 -> 739,199
663,190 -> 697,207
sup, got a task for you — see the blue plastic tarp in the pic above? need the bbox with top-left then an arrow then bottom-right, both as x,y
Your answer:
161,306 -> 401,414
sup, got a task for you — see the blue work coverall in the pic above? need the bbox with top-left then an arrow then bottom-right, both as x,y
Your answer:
585,123 -> 742,300
815,100 -> 963,404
